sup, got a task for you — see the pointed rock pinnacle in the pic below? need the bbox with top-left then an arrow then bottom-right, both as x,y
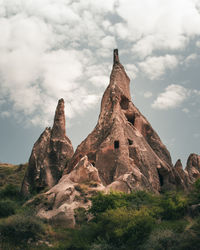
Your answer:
113,49 -> 119,64
51,98 -> 66,139
21,98 -> 74,196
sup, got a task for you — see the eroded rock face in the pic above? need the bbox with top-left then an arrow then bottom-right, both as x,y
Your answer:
35,156 -> 104,226
174,159 -> 191,189
185,154 -> 200,183
65,49 -> 182,193
21,99 -> 74,196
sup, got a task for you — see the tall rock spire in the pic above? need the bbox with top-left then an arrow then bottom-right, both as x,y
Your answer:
65,49 -> 183,193
51,98 -> 66,139
21,99 -> 74,196
113,49 -> 119,64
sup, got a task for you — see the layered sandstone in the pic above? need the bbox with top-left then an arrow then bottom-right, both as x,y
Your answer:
21,99 -> 74,196
65,49 -> 183,193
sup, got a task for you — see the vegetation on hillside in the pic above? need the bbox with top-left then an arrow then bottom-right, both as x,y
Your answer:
0,163 -> 200,249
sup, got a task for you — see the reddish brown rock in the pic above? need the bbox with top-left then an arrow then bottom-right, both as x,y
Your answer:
21,99 -> 74,196
174,159 -> 191,189
65,49 -> 182,193
185,154 -> 200,183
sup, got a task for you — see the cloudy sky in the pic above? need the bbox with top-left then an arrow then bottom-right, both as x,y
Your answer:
0,0 -> 200,167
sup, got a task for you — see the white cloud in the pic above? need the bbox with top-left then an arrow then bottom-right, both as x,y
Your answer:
139,55 -> 178,80
152,84 -> 188,110
196,40 -> 200,48
0,0 -> 117,127
1,111 -> 10,118
1,0 -> 200,127
116,0 -> 200,58
182,108 -> 189,113
125,64 -> 138,80
144,91 -> 153,98
184,53 -> 198,65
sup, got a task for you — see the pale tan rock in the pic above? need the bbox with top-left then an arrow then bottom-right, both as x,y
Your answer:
36,156 -> 104,226
68,155 -> 101,184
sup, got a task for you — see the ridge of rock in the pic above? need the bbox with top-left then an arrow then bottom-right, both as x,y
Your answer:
65,49 -> 183,193
21,99 -> 74,196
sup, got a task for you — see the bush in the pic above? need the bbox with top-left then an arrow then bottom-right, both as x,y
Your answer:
159,192 -> 187,220
96,207 -> 155,248
0,214 -> 45,244
89,191 -> 154,216
0,199 -> 17,218
189,179 -> 200,205
0,184 -> 20,200
141,229 -> 180,250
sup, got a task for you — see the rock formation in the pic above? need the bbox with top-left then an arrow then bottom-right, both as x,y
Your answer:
21,99 -> 74,196
185,154 -> 200,183
35,156 -> 104,227
174,159 -> 191,189
27,50 -> 200,225
65,49 -> 183,193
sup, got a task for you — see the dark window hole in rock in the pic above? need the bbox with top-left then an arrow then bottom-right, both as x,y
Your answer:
128,139 -> 133,145
114,140 -> 119,149
125,113 -> 135,126
157,169 -> 164,187
120,96 -> 129,110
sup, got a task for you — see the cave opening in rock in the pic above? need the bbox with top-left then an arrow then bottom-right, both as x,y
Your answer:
114,140 -> 119,149
125,113 -> 135,126
128,139 -> 133,145
157,169 -> 164,186
120,96 -> 129,110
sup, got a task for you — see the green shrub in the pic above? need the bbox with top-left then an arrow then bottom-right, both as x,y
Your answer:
0,184 -> 20,200
89,191 -> 154,216
97,207 -> 155,248
159,192 -> 187,220
0,199 -> 17,218
141,229 -> 180,250
89,192 -> 126,215
74,207 -> 87,225
0,214 -> 45,244
189,179 -> 200,205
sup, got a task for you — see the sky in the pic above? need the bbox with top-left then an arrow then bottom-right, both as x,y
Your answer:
0,0 -> 200,167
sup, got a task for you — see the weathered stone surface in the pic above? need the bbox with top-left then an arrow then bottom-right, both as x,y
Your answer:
64,49 -> 184,193
185,154 -> 200,183
174,159 -> 191,189
68,155 -> 101,184
21,99 -> 74,196
35,156 -> 104,226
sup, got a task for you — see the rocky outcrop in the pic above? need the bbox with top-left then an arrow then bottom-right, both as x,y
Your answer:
185,154 -> 200,183
65,49 -> 183,193
25,50 -> 200,226
174,159 -> 191,189
21,99 -> 74,196
34,156 -> 104,227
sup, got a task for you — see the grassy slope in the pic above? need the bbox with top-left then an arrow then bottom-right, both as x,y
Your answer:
0,163 -> 27,188
0,163 -> 200,249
